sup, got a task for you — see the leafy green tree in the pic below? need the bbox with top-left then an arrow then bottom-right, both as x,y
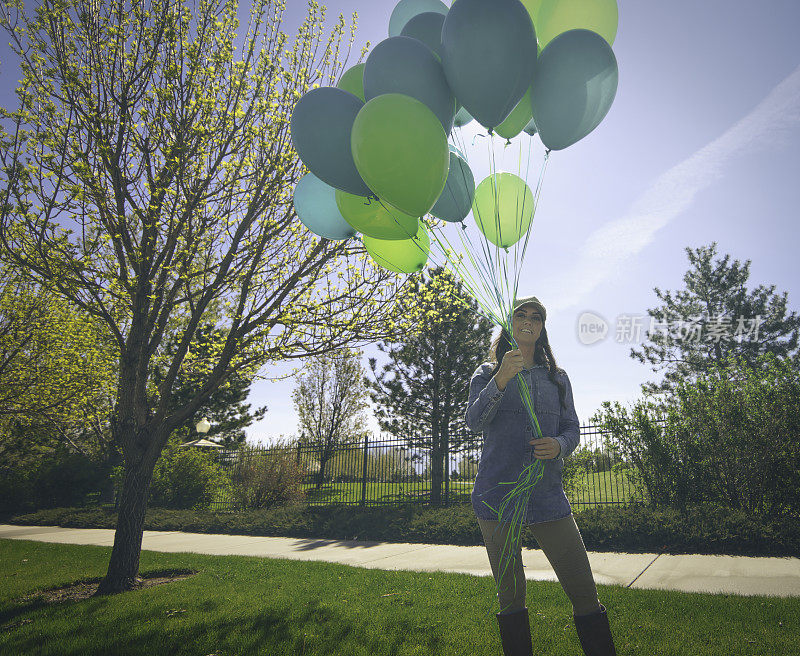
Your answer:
0,264 -> 121,509
0,264 -> 116,436
0,0 -> 437,594
630,242 -> 800,397
364,266 -> 494,504
291,347 -> 369,490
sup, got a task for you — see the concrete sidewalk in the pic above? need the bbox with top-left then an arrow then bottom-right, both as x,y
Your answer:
2,523 -> 799,599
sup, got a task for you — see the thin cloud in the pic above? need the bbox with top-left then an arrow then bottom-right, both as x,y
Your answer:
547,63 -> 800,314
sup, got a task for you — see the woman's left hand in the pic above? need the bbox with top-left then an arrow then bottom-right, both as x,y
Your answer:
530,436 -> 561,459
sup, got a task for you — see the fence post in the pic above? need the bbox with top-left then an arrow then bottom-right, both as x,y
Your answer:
360,432 -> 369,508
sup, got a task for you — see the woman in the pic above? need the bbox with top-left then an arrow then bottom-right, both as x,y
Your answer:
464,296 -> 617,656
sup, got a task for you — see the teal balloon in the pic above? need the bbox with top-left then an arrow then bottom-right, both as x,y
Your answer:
531,29 -> 618,151
449,144 -> 466,159
431,146 -> 475,223
441,0 -> 538,131
290,87 -> 371,196
363,36 -> 456,135
523,117 -> 538,136
454,106 -> 473,127
400,11 -> 446,60
389,0 -> 448,37
293,173 -> 357,241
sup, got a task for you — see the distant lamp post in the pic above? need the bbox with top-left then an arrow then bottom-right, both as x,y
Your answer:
195,417 -> 211,435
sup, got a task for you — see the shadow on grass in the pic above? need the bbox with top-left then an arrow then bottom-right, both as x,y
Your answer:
0,568 -> 199,633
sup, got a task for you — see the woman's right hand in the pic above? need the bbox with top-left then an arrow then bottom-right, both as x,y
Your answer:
495,349 -> 524,390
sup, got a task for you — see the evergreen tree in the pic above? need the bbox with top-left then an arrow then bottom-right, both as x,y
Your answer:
364,266 -> 494,505
155,322 -> 267,450
631,242 -> 800,398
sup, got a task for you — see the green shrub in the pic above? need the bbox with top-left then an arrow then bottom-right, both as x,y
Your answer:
112,442 -> 232,511
229,439 -> 307,510
7,499 -> 800,558
0,445 -> 108,515
590,352 -> 800,519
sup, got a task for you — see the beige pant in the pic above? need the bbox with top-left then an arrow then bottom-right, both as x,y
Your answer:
477,514 -> 601,616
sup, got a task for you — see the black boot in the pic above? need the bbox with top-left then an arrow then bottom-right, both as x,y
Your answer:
496,606 -> 533,656
573,604 -> 617,656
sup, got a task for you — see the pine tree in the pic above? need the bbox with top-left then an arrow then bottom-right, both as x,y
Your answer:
631,242 -> 800,398
364,266 -> 495,505
155,322 -> 267,449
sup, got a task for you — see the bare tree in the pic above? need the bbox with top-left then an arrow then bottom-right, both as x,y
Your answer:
292,347 -> 369,490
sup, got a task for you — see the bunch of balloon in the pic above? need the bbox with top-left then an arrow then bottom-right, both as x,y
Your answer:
289,0 -> 619,616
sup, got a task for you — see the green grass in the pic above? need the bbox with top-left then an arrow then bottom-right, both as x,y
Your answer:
300,480 -> 476,505
212,470 -> 641,508
211,480 -> 477,508
1,538 -> 798,655
570,469 -> 642,507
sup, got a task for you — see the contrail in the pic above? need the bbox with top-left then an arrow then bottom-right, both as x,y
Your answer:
546,63 -> 800,314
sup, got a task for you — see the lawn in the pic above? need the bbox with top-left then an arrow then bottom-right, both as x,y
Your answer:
212,469 -> 643,509
1,538 -> 797,655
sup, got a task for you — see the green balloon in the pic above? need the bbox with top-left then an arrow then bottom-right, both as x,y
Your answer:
335,189 -> 419,240
363,222 -> 430,274
337,63 -> 366,102
495,87 -> 534,140
351,93 -> 449,217
472,172 -> 535,248
519,0 -> 546,54
536,0 -> 618,48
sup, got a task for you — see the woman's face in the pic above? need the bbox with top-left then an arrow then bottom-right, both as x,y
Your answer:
512,304 -> 543,346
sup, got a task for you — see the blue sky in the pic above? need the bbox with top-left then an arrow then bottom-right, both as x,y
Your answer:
244,0 -> 800,445
2,1 -> 798,446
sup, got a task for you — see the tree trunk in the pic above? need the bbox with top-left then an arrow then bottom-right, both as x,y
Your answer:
430,423 -> 443,505
99,446 -> 123,505
93,447 -> 158,596
315,456 -> 328,490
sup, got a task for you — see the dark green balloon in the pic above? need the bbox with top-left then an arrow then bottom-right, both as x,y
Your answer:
453,106 -> 473,127
531,29 -> 618,151
290,87 -> 371,196
363,36 -> 456,135
400,11 -> 446,60
431,146 -> 475,223
441,0 -> 538,131
389,0 -> 448,37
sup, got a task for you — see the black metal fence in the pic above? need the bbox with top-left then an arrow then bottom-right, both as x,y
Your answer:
205,420 -> 659,513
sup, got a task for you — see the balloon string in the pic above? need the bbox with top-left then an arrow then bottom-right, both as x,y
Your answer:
444,132 -> 552,616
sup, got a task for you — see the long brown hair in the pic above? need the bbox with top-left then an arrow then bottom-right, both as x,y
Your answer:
487,323 -> 567,411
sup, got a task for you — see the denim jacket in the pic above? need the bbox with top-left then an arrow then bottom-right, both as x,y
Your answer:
465,362 -> 581,525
